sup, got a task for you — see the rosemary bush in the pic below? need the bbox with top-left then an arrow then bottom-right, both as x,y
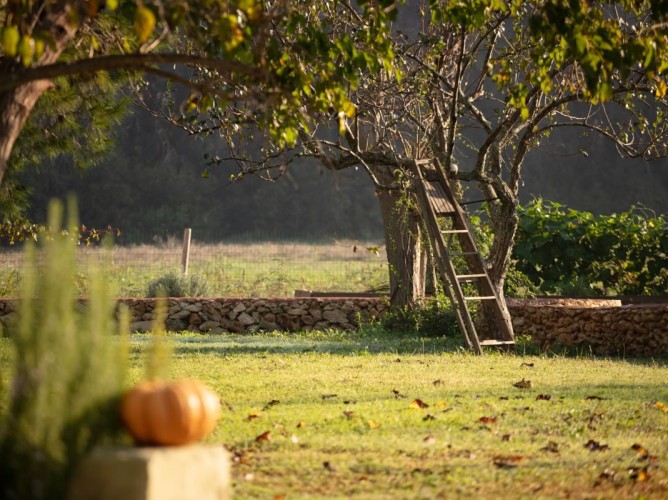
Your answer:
0,200 -> 129,500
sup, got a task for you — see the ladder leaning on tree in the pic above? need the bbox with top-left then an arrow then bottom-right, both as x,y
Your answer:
411,158 -> 515,354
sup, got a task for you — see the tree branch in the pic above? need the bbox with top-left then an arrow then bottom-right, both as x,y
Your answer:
0,53 -> 266,93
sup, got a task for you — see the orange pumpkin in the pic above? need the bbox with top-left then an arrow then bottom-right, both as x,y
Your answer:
120,379 -> 221,446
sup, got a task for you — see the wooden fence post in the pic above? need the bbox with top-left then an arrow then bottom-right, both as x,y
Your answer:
181,228 -> 192,275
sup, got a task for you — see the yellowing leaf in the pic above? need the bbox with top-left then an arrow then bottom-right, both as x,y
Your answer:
653,401 -> 668,412
437,400 -> 447,410
2,26 -> 20,57
247,411 -> 262,421
18,35 -> 34,67
34,38 -> 45,59
629,466 -> 650,482
134,6 -> 156,44
338,112 -> 346,135
367,419 -> 381,429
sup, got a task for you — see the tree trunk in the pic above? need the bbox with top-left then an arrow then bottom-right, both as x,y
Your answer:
375,186 -> 427,308
475,198 -> 518,341
0,80 -> 55,185
0,10 -> 76,186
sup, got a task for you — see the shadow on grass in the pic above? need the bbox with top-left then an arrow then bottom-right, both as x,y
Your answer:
129,331 -> 668,364
158,330 -> 467,357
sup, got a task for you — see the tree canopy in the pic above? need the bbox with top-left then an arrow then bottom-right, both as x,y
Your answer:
0,0 -> 397,185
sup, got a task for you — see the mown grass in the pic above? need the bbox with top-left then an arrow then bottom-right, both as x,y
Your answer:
0,241 -> 388,298
113,331 -> 668,498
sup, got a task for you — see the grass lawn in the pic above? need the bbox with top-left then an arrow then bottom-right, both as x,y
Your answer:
117,330 -> 668,498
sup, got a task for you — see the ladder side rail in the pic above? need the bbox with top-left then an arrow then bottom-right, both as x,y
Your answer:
414,173 -> 483,354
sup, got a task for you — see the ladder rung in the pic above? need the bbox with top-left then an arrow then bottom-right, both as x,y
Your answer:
464,296 -> 497,301
479,340 -> 516,347
441,229 -> 468,234
456,274 -> 487,280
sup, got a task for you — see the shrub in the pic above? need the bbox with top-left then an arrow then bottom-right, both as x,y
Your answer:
146,271 -> 210,297
514,199 -> 668,296
383,293 -> 460,338
0,199 -> 129,500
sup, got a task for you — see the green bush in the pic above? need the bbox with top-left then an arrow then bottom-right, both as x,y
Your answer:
383,294 -> 460,338
146,271 -> 210,297
514,199 -> 668,296
0,199 -> 129,500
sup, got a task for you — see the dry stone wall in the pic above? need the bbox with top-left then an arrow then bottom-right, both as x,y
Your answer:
0,297 -> 666,357
507,300 -> 668,357
119,297 -> 387,333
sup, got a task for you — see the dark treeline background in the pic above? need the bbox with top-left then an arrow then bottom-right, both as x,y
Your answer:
18,104 -> 668,243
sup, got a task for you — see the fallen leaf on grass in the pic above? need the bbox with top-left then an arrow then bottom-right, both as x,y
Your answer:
343,399 -> 356,405
423,413 -> 436,421
323,461 -> 336,472
232,450 -> 250,464
587,411 -> 604,430
290,435 -> 298,444
652,401 -> 668,412
540,441 -> 560,453
255,431 -> 271,442
247,411 -> 262,421
513,379 -> 532,389
499,396 -> 509,400
593,469 -> 616,487
631,443 -> 651,460
478,416 -> 497,425
262,399 -> 280,410
367,419 -> 381,429
493,455 -> 525,469
342,411 -> 354,419
501,434 -> 511,442
629,466 -> 650,482
321,394 -> 338,400
423,434 -> 436,445
584,439 -> 609,451
536,394 -> 552,401
585,395 -> 607,401
437,400 -> 448,410
520,362 -> 535,368
393,389 -> 407,399
409,399 -> 429,409
296,421 -> 305,429
432,379 -> 443,386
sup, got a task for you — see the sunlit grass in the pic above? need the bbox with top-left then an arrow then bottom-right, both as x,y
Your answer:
0,240 -> 388,298
115,331 -> 668,498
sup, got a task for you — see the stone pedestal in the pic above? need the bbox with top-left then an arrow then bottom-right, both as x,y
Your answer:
68,445 -> 231,500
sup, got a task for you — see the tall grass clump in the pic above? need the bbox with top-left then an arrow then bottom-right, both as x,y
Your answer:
0,199 -> 129,500
146,270 -> 210,297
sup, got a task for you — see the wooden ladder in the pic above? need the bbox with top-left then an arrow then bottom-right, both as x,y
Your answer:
412,159 -> 515,354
